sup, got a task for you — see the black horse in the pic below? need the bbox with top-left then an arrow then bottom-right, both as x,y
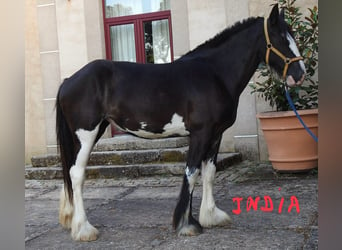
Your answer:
56,5 -> 305,241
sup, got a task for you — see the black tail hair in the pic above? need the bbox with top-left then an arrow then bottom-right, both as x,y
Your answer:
56,83 -> 74,204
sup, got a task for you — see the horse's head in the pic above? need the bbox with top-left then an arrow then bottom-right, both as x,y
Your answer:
264,4 -> 306,87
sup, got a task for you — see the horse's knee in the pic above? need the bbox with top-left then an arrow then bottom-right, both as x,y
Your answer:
201,159 -> 216,183
70,165 -> 85,188
185,166 -> 199,192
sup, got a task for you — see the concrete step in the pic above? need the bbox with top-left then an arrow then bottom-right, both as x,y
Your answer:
25,152 -> 242,180
93,135 -> 189,152
31,147 -> 188,168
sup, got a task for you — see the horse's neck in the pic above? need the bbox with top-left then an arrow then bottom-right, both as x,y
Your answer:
211,21 -> 264,100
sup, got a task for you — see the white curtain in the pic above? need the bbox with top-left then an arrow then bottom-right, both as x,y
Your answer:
106,0 -> 170,17
107,0 -> 171,63
151,19 -> 171,63
110,24 -> 136,62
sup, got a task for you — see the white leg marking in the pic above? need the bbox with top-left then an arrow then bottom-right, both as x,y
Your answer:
59,185 -> 74,229
199,160 -> 231,227
70,124 -> 100,241
184,167 -> 200,221
185,167 -> 199,193
286,32 -> 306,73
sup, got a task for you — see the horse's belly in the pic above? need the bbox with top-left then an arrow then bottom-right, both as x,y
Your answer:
125,127 -> 189,139
111,113 -> 190,139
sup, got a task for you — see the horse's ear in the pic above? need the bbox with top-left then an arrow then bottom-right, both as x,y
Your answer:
269,4 -> 279,25
279,8 -> 285,21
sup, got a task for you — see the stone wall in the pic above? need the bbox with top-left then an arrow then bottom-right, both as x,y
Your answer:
25,0 -> 47,162
25,0 -> 107,163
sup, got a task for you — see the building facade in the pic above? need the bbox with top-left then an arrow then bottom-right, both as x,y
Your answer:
25,0 -> 317,163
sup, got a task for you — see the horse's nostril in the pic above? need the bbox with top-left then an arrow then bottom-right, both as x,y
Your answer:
296,74 -> 305,86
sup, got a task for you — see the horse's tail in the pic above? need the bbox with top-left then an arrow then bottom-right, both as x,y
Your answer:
56,82 -> 74,204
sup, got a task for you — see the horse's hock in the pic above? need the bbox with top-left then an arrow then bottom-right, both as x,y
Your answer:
26,135 -> 242,180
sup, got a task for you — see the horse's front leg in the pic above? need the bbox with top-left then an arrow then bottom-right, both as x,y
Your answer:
173,166 -> 201,236
199,159 -> 231,227
199,136 -> 231,227
173,131 -> 214,236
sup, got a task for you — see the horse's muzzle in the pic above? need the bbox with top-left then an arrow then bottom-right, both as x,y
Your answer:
286,74 -> 305,87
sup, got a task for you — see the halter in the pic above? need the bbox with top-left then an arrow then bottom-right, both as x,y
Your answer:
264,18 -> 303,80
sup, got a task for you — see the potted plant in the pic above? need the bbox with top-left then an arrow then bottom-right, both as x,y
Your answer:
250,0 -> 318,171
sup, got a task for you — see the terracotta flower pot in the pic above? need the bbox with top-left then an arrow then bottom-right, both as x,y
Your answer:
257,109 -> 318,172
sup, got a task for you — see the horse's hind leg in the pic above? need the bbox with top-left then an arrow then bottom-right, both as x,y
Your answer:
59,121 -> 108,231
69,123 -> 101,241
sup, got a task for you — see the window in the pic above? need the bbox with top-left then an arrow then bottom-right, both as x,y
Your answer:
102,1 -> 173,135
104,0 -> 170,18
103,0 -> 173,64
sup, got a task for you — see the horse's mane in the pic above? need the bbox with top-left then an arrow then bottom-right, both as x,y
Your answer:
181,17 -> 261,58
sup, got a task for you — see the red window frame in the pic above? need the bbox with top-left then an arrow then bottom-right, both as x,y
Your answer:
102,2 -> 174,135
102,2 -> 174,63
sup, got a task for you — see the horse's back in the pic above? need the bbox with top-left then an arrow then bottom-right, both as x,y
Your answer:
57,58 -> 234,131
59,58 -> 216,98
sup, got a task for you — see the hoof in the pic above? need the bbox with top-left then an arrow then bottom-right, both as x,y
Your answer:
175,215 -> 203,236
71,221 -> 99,241
177,223 -> 203,236
199,206 -> 231,228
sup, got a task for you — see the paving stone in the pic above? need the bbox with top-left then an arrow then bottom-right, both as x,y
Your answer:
33,187 -> 131,201
25,161 -> 318,249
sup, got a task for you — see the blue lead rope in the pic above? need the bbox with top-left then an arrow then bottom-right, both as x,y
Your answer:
285,86 -> 318,143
